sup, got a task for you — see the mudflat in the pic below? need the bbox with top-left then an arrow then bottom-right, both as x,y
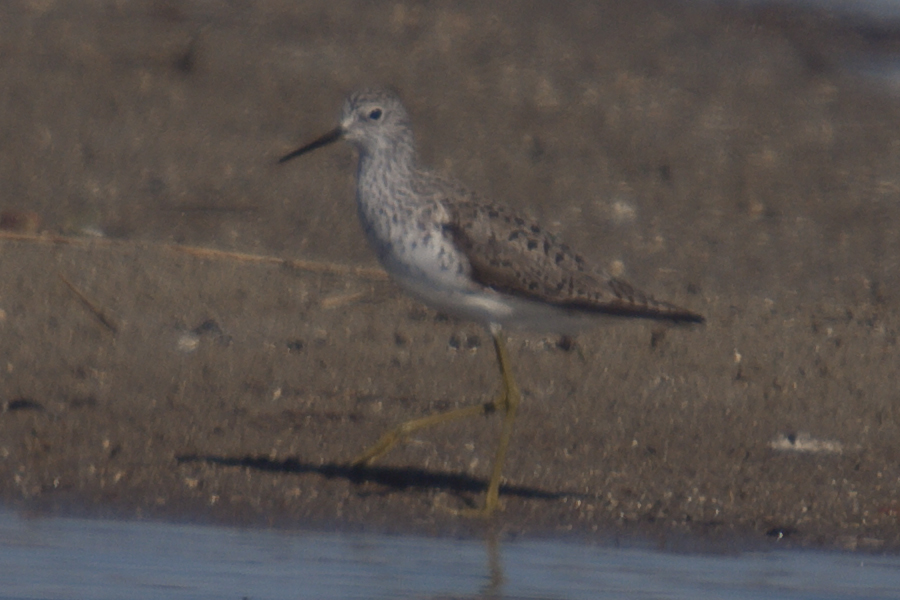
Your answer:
1,1 -> 898,550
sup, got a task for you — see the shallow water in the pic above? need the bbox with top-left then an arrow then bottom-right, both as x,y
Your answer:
1,509 -> 899,600
4,3 -> 900,600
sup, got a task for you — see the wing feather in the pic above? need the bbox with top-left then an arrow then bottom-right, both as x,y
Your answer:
441,193 -> 703,324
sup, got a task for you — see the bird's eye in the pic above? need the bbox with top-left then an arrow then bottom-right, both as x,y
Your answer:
368,108 -> 383,121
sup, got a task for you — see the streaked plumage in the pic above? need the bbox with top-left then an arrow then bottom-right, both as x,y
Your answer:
279,88 -> 703,515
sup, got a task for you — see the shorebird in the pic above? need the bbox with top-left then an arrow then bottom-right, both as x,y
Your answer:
279,88 -> 703,515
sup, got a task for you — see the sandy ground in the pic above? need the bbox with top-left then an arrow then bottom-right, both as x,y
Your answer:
1,0 -> 900,551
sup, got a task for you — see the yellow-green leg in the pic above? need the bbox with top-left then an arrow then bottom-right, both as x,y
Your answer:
480,327 -> 520,514
351,325 -> 521,516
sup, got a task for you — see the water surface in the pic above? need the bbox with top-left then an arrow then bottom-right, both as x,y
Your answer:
2,510 -> 899,600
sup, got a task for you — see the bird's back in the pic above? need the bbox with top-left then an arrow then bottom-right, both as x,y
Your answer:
415,171 -> 703,325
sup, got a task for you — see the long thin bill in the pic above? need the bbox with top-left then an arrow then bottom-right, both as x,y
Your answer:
277,126 -> 344,164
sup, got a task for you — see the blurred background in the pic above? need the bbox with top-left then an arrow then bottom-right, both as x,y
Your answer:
1,0 -> 899,551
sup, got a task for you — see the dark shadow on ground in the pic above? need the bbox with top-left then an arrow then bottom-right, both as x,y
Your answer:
175,453 -> 568,502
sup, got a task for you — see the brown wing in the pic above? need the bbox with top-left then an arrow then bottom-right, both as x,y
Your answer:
443,196 -> 703,324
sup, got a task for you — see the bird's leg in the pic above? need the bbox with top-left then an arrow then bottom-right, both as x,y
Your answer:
351,400 -> 495,467
350,326 -> 520,517
479,329 -> 520,515
351,326 -> 511,467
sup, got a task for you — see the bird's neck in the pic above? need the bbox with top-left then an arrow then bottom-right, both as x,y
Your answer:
357,137 -> 417,197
